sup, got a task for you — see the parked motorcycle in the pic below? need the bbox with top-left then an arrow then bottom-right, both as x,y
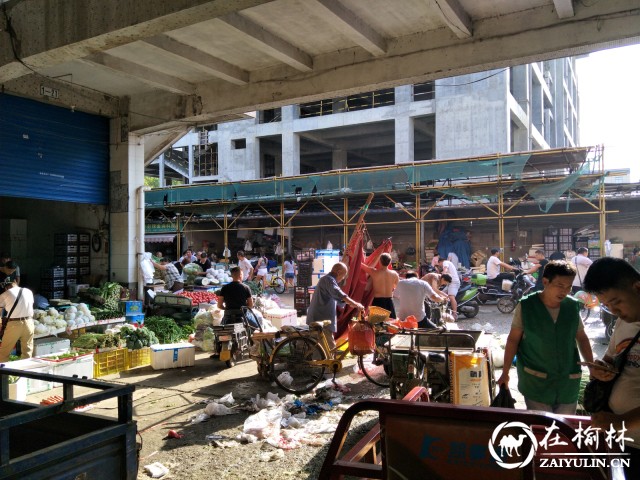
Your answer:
454,282 -> 481,318
492,271 -> 536,314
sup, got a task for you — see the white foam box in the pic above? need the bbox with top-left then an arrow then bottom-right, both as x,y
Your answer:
43,354 -> 94,381
34,337 -> 71,357
263,308 -> 298,329
5,358 -> 55,394
150,343 -> 195,370
8,377 -> 27,401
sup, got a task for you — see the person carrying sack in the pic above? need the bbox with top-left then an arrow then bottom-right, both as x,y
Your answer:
0,278 -> 35,362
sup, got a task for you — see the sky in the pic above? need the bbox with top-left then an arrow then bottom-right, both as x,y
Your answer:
577,43 -> 640,182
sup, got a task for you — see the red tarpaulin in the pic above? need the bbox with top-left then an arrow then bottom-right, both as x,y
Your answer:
336,237 -> 393,338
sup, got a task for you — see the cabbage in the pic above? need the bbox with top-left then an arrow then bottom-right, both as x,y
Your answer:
65,312 -> 76,321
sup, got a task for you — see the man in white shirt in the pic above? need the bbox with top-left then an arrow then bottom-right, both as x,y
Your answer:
438,257 -> 461,319
487,248 -> 517,283
571,247 -> 593,293
0,279 -> 35,362
394,271 -> 445,328
236,250 -> 254,281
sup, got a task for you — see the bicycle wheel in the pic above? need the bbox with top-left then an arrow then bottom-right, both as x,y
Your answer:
272,276 -> 286,294
270,336 -> 326,394
358,348 -> 391,387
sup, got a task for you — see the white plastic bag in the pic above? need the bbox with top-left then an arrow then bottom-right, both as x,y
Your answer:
245,239 -> 252,251
140,252 -> 155,284
204,402 -> 236,416
243,409 -> 283,440
218,392 -> 235,405
277,372 -> 293,388
144,462 -> 169,478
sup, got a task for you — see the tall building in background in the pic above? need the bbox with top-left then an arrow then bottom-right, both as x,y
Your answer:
147,58 -> 579,185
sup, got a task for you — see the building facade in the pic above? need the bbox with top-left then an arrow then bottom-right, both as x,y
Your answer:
147,58 -> 580,185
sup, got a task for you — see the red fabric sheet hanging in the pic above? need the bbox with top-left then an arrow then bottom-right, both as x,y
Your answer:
335,237 -> 393,338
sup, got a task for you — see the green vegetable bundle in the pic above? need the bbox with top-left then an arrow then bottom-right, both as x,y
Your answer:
100,282 -> 123,310
144,316 -> 190,344
119,325 -> 159,350
72,333 -> 120,350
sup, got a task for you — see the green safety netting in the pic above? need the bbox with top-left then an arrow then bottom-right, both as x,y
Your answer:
521,164 -> 601,213
146,150 -> 598,213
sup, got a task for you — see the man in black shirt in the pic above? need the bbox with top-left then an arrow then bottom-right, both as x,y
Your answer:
217,267 -> 253,324
195,252 -> 212,273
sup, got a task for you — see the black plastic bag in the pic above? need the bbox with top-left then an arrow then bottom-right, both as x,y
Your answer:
583,379 -> 614,413
491,384 -> 516,409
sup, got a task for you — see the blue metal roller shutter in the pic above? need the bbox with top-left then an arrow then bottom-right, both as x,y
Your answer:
0,93 -> 109,204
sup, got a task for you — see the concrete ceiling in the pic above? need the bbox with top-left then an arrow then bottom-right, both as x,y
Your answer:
2,0 -> 639,140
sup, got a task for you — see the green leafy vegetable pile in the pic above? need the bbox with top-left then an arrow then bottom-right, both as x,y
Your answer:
120,325 -> 158,350
72,333 -> 120,350
144,316 -> 190,344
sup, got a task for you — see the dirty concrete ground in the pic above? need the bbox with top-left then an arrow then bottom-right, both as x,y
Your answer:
20,298 -> 610,479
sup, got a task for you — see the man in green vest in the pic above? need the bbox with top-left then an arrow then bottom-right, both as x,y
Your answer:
497,260 -> 594,414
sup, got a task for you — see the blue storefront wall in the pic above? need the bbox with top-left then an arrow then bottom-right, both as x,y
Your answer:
0,93 -> 109,204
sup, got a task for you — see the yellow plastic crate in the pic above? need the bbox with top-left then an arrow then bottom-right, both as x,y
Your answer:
93,348 -> 127,378
126,347 -> 151,370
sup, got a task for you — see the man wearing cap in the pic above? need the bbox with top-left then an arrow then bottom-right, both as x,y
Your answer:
0,279 -> 35,362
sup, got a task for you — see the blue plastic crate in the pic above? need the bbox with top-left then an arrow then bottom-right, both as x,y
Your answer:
120,301 -> 143,315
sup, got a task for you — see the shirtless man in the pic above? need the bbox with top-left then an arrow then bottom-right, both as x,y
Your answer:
362,252 -> 400,318
421,272 -> 451,302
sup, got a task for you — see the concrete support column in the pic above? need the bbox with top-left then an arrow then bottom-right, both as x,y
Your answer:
282,105 -> 298,122
109,121 -> 145,293
395,115 -> 414,164
332,149 -> 348,170
282,131 -> 300,176
395,85 -> 413,104
158,154 -> 165,186
281,106 -> 300,176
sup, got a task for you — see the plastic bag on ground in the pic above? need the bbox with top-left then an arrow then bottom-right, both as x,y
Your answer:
243,408 -> 283,441
218,392 -> 235,405
303,418 -> 338,435
190,413 -> 210,424
204,402 -> 236,416
144,462 -> 169,478
277,372 -> 293,388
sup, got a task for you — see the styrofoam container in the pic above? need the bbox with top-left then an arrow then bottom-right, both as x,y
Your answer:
263,308 -> 298,329
34,337 -> 71,357
52,354 -> 94,380
150,343 -> 195,370
5,358 -> 54,394
8,377 -> 27,401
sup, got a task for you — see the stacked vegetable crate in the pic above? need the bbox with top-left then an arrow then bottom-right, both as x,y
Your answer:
126,347 -> 151,369
48,233 -> 90,299
93,348 -> 127,378
40,267 -> 65,300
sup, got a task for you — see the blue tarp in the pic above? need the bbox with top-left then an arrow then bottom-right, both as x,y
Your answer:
436,226 -> 472,268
